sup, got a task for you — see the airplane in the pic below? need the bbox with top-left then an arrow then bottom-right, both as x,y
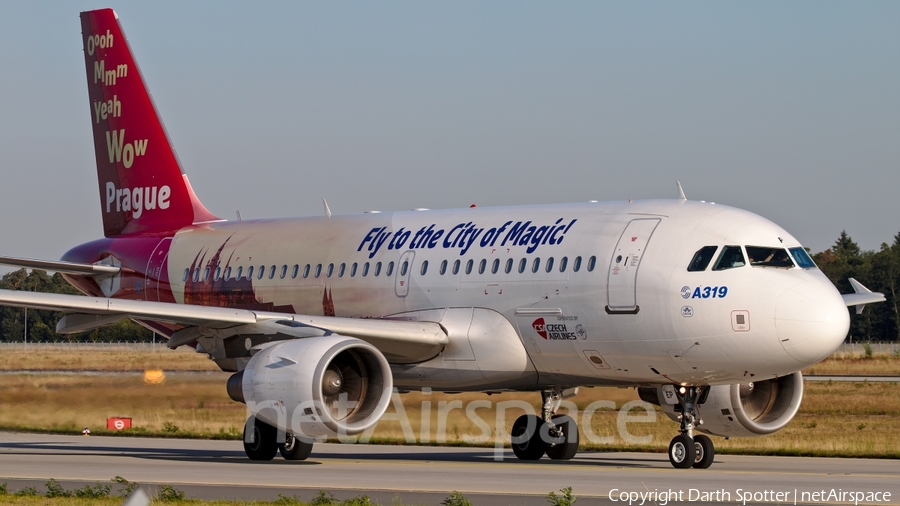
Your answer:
0,8 -> 886,469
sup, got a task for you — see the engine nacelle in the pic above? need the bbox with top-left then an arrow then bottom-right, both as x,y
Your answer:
230,336 -> 393,439
639,372 -> 804,438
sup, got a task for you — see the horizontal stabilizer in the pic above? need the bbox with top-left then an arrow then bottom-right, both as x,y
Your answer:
842,278 -> 886,315
0,255 -> 120,276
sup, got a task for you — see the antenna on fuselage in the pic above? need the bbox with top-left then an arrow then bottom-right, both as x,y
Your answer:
323,199 -> 332,218
676,181 -> 687,202
235,210 -> 242,221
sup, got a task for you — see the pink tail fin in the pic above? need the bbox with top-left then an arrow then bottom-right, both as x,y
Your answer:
80,9 -> 219,237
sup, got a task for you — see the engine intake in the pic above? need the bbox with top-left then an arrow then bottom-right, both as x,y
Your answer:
639,372 -> 804,438
232,336 -> 393,438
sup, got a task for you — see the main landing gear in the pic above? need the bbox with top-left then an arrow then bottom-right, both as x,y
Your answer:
510,389 -> 580,461
242,418 -> 314,461
668,386 -> 715,469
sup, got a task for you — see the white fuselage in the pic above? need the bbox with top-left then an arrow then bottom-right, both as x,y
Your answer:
164,199 -> 848,390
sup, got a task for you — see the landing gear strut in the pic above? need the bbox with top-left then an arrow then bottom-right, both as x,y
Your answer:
511,388 -> 580,461
667,386 -> 714,469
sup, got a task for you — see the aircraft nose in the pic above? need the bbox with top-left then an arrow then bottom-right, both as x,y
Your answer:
775,276 -> 849,366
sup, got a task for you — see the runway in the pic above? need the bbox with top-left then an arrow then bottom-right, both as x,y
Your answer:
0,432 -> 898,505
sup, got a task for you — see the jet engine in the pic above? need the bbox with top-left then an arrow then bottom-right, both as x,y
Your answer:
227,336 -> 393,439
639,372 -> 803,438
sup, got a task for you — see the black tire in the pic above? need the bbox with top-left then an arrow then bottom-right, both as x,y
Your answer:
692,434 -> 715,469
511,414 -> 547,460
668,434 -> 695,469
243,418 -> 278,461
545,414 -> 579,460
279,433 -> 314,461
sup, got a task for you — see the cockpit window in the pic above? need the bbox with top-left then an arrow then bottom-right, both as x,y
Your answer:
789,247 -> 817,269
687,246 -> 718,272
746,246 -> 794,268
712,246 -> 746,271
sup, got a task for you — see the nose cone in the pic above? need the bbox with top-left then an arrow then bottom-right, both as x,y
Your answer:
776,277 -> 849,366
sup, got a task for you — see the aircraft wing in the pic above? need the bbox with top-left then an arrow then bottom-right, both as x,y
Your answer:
0,289 -> 448,362
841,278 -> 886,315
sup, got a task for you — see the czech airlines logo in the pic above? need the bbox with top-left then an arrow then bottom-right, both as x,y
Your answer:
531,318 -> 577,340
532,318 -> 548,339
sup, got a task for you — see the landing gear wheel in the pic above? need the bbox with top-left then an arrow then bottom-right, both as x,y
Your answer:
668,434 -> 695,469
511,414 -> 547,460
279,433 -> 314,461
692,434 -> 714,469
243,418 -> 278,461
545,415 -> 579,460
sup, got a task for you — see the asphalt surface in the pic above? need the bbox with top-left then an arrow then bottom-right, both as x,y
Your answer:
0,432 -> 898,505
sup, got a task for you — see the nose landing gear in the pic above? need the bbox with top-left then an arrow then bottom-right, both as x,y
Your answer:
510,388 -> 580,461
668,385 -> 715,469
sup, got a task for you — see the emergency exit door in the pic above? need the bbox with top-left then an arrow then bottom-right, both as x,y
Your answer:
606,219 -> 660,313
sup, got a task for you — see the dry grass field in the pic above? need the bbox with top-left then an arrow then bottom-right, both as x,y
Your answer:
0,346 -> 898,457
0,348 -> 219,372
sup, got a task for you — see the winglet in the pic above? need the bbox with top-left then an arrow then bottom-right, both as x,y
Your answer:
842,278 -> 886,315
323,199 -> 332,218
676,181 -> 687,201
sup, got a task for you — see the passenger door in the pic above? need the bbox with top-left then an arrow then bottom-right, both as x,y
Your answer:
606,219 -> 660,313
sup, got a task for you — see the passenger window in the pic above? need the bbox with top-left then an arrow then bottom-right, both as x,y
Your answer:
465,259 -> 474,275
386,261 -> 394,276
688,246 -> 718,272
214,267 -> 221,281
713,246 -> 746,271
193,268 -> 200,282
421,260 -> 429,275
326,263 -> 334,277
362,262 -> 370,277
478,259 -> 486,274
492,259 -> 500,274
246,266 -> 253,280
225,266 -> 232,280
183,268 -> 189,282
587,256 -> 596,272
339,263 -> 346,277
375,262 -> 382,276
559,257 -> 568,272
351,263 -> 358,277
203,267 -> 210,281
302,264 -> 310,278
452,260 -> 461,275
258,266 -> 265,280
505,258 -> 513,274
518,258 -> 526,273
573,256 -> 582,272
790,247 -> 817,269
746,246 -> 794,268
400,260 -> 409,276
545,257 -> 554,273
315,264 -> 322,278
440,260 -> 448,275
269,265 -> 276,279
532,258 -> 541,273
291,264 -> 299,279
280,265 -> 287,279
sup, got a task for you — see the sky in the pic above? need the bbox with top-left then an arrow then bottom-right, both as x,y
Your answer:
0,1 -> 898,263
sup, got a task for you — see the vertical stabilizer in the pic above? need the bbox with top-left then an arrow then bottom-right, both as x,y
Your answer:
80,9 -> 219,237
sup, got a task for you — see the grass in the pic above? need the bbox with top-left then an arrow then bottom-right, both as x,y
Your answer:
0,348 -> 219,372
0,348 -> 898,458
